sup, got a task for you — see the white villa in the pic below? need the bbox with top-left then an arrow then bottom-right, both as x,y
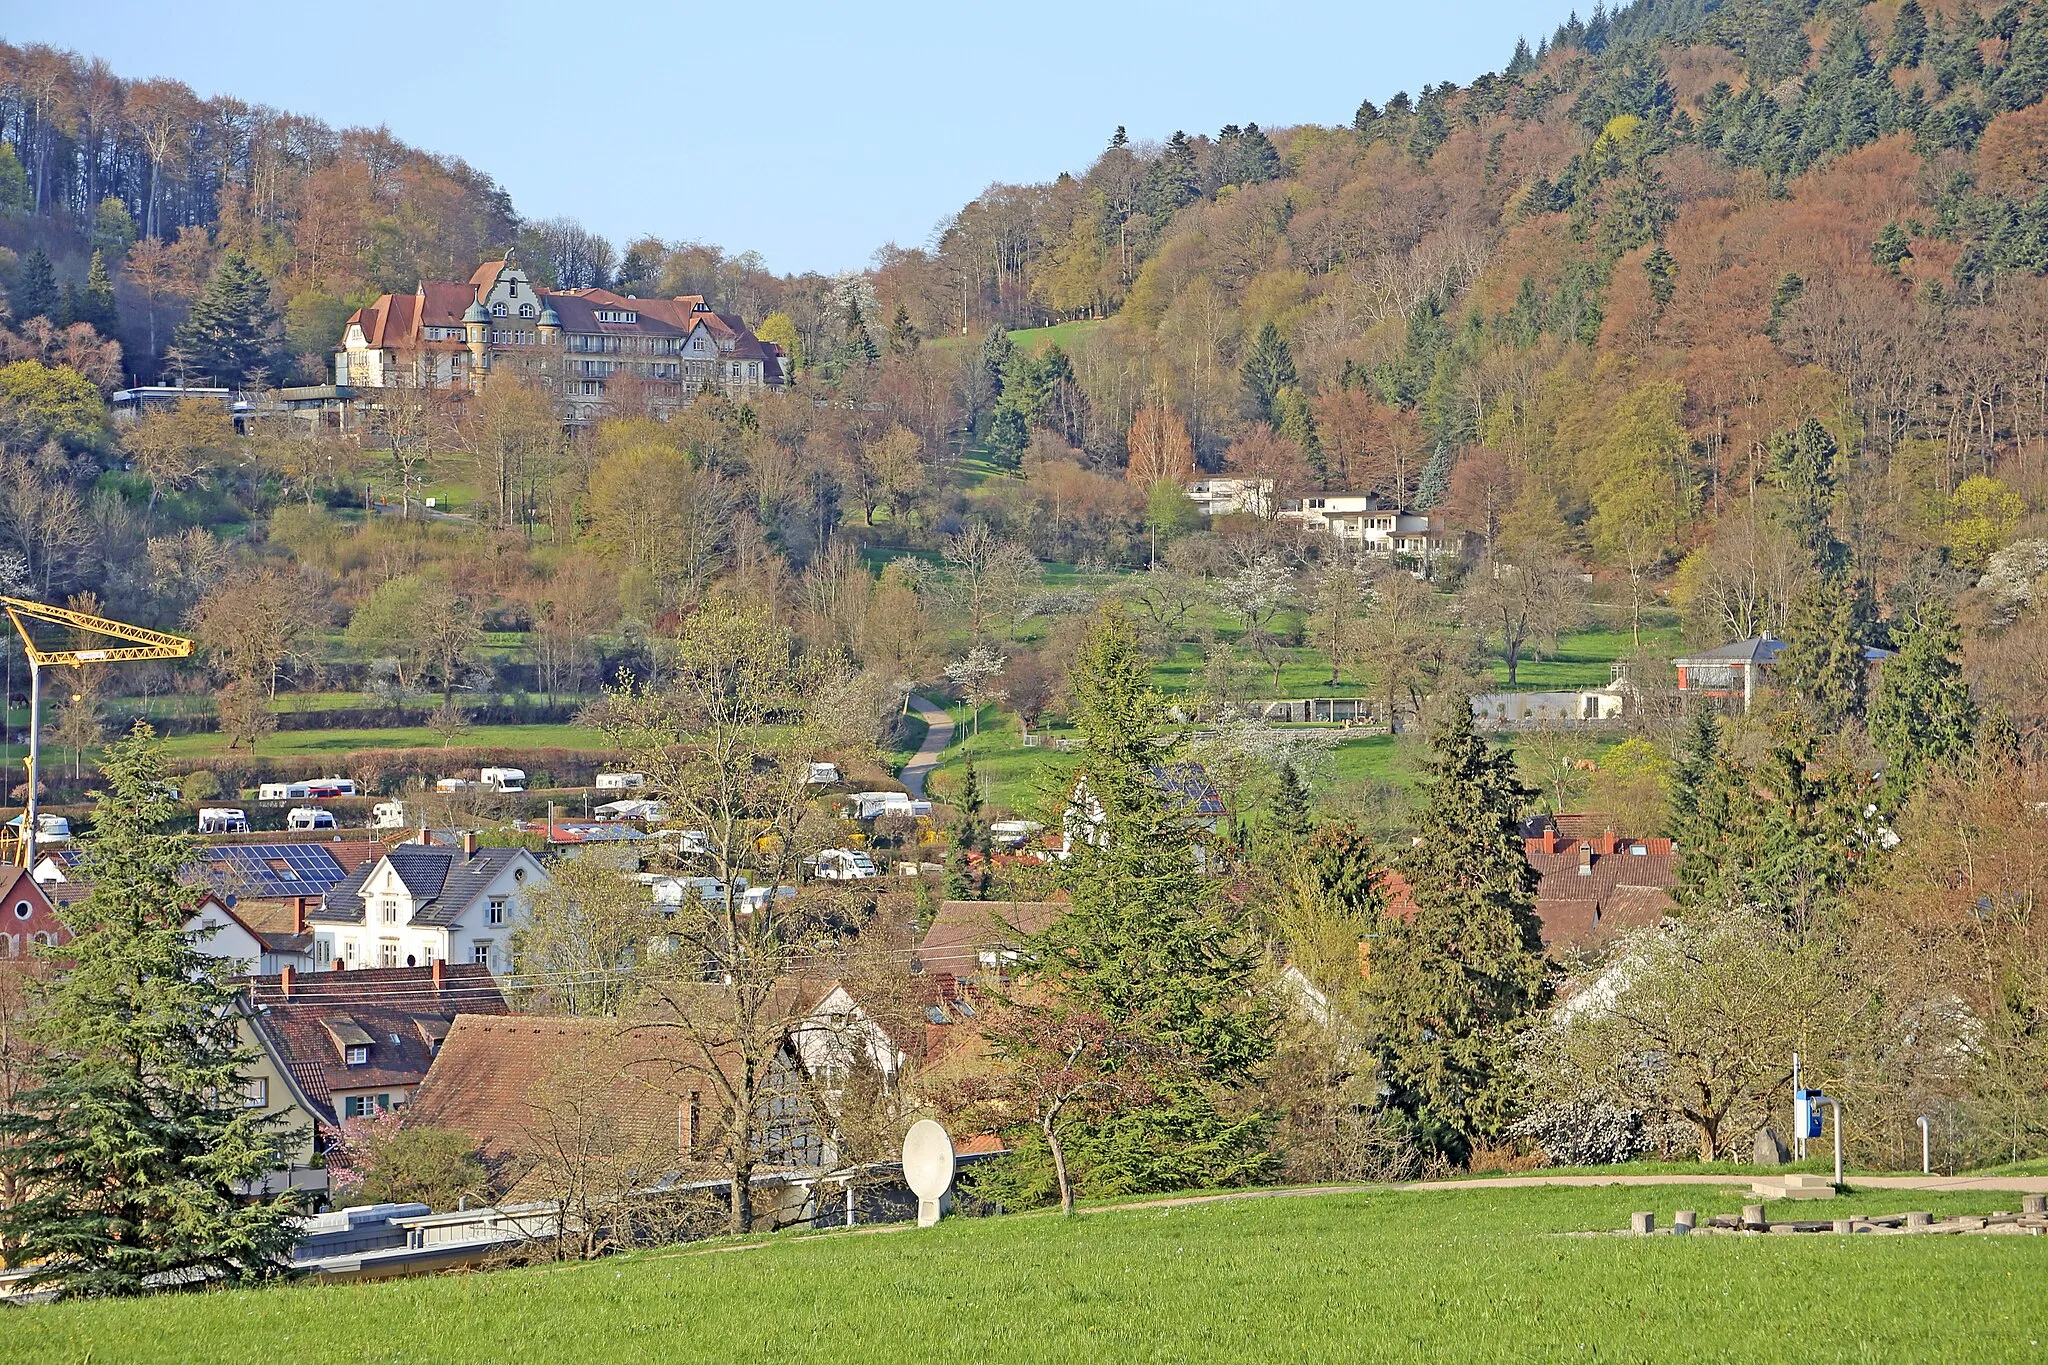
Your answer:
307,833 -> 547,973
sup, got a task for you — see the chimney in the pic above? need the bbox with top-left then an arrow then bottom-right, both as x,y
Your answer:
462,831 -> 478,858
431,958 -> 445,992
292,896 -> 307,935
1597,829 -> 1617,856
333,957 -> 346,972
1578,842 -> 1595,876
280,965 -> 295,998
419,824 -> 433,845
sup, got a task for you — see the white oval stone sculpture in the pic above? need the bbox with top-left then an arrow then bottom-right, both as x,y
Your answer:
902,1119 -> 955,1227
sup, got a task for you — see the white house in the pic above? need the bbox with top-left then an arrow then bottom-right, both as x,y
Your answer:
1185,476 -> 1275,518
1277,492 -> 1449,561
307,833 -> 547,974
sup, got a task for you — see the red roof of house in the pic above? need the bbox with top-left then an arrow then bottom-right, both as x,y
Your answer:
241,964 -> 509,1126
916,899 -> 1067,977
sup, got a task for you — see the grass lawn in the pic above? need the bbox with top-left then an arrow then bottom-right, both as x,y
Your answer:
15,1183 -> 2046,1363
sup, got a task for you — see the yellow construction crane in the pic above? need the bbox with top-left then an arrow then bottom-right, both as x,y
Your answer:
2,596 -> 194,868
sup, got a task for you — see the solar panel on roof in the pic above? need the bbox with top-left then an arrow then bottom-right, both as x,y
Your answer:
195,844 -> 350,898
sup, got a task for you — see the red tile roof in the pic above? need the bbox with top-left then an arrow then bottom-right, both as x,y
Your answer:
916,899 -> 1067,977
240,964 -> 509,1125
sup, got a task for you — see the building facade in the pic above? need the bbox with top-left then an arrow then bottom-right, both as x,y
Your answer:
1277,492 -> 1449,560
308,834 -> 547,974
336,259 -> 787,424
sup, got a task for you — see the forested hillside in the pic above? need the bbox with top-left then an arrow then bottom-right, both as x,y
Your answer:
0,0 -> 2043,766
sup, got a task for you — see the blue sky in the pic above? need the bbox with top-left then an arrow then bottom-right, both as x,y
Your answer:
6,1 -> 1585,275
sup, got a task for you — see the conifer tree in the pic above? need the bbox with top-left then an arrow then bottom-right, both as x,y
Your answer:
1768,417 -> 1840,567
1364,700 -> 1545,1160
76,250 -> 120,336
1776,571 -> 1868,725
977,325 -> 1014,410
1871,221 -> 1912,274
1868,596 -> 1977,793
1022,606 -> 1275,1192
1667,703 -> 1720,836
1269,758 -> 1314,851
886,303 -> 920,357
946,747 -> 989,900
170,252 -> 281,386
1508,36 -> 1537,76
0,727 -> 303,1294
1413,440 -> 1455,512
1672,720 -> 1862,934
1888,0 -> 1927,68
838,297 -> 878,369
1240,322 -> 1297,424
9,245 -> 57,323
1644,244 -> 1679,309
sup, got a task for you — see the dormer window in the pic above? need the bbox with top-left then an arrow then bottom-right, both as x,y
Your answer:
345,1045 -> 368,1066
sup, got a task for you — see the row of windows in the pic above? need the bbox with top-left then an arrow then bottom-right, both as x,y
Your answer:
567,333 -> 684,355
0,931 -> 57,957
342,1093 -> 394,1119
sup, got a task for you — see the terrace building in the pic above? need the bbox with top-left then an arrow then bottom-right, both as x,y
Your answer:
1276,492 -> 1451,562
336,258 -> 787,425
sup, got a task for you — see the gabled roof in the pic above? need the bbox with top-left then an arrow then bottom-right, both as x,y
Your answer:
916,899 -> 1066,976
241,964 -> 511,1126
312,844 -> 535,928
470,260 -> 509,290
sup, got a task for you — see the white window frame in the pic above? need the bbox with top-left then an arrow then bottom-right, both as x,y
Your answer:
345,1045 -> 369,1066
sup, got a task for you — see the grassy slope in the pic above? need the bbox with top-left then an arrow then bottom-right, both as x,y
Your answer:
16,1184 -> 2046,1363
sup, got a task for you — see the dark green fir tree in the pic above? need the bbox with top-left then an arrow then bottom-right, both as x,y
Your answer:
1240,321 -> 1297,424
887,303 -> 921,357
1868,596 -> 1978,794
0,727 -> 304,1295
1776,570 -> 1868,725
1666,703 -> 1720,836
170,252 -> 281,386
1019,606 -> 1276,1194
76,249 -> 121,336
9,245 -> 58,323
1365,699 -> 1545,1162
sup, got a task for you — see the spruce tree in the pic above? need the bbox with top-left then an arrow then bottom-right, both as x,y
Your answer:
1644,245 -> 1679,309
1365,700 -> 1545,1161
170,252 -> 281,387
1889,0 -> 1927,68
1768,417 -> 1840,566
1868,596 -> 1977,793
1667,703 -> 1720,836
10,245 -> 58,323
838,298 -> 878,368
1508,36 -> 1537,76
946,747 -> 988,900
1269,758 -> 1314,851
1776,570 -> 1868,725
1240,322 -> 1297,424
0,727 -> 303,1294
76,249 -> 120,336
886,303 -> 920,357
1024,606 -> 1275,1193
977,325 -> 1014,411
1872,221 -> 1913,274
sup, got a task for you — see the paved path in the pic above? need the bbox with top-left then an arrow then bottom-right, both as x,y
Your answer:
1101,1172 -> 2048,1216
899,694 -> 954,799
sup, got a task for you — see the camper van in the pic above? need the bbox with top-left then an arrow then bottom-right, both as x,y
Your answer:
303,777 -> 357,798
197,808 -> 249,834
478,767 -> 527,793
370,801 -> 410,831
804,762 -> 842,786
434,777 -> 472,793
813,848 -> 880,881
258,782 -> 310,802
845,791 -> 932,821
594,798 -> 666,822
5,813 -> 71,843
286,807 -> 337,832
595,772 -> 646,792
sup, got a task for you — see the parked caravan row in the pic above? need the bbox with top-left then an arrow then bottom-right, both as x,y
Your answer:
256,778 -> 357,802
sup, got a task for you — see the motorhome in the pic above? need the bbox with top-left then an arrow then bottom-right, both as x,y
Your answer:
813,848 -> 880,881
370,801 -> 410,831
197,808 -> 250,834
5,813 -> 71,843
804,762 -> 842,786
989,819 -> 1044,848
478,767 -> 527,793
595,772 -> 646,792
435,777 -> 472,793
286,807 -> 337,832
845,791 -> 931,821
258,782 -> 310,802
303,777 -> 357,798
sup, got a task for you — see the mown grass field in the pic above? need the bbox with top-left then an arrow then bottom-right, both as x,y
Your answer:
13,1183 -> 2045,1364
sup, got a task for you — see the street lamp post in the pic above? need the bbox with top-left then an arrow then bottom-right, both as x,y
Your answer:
1917,1115 -> 1931,1175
